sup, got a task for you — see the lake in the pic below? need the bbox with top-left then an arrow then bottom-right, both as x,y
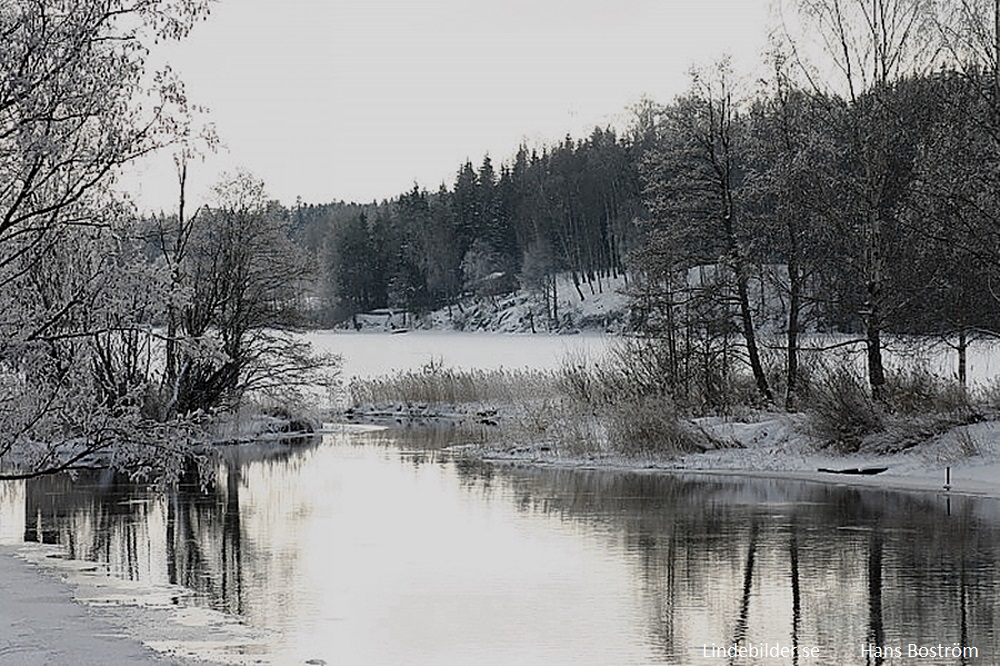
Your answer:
305,329 -> 611,380
1,424 -> 998,665
307,329 -> 1000,388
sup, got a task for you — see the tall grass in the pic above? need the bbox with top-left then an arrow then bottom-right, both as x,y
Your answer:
346,348 -> 711,457
800,353 -> 978,452
347,359 -> 558,408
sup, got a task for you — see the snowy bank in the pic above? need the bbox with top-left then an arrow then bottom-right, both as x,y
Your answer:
0,545 -> 169,665
343,273 -> 630,334
457,413 -> 1000,500
0,542 -> 273,665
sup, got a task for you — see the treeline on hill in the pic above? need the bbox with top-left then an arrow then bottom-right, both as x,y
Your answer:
293,129 -> 644,327
296,70 -> 1000,372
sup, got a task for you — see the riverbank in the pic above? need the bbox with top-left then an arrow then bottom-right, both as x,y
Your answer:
0,544 -> 195,665
0,541 -> 270,665
452,411 -> 1000,500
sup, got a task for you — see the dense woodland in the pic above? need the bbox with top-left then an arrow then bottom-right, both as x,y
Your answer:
292,129 -> 643,325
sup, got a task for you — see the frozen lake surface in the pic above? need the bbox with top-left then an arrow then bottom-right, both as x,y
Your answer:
305,330 -> 611,380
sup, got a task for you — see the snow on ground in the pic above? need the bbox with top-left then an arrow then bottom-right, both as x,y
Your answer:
0,542 -> 274,665
470,412 -> 1000,500
345,273 -> 630,334
676,415 -> 1000,497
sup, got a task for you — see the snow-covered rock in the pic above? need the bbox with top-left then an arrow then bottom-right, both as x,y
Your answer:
341,273 -> 630,334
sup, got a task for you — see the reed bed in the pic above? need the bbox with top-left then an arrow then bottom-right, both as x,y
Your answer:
347,361 -> 559,408
350,342 -> 995,460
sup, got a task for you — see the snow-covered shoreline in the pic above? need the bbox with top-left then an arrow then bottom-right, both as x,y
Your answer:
455,413 -> 1000,501
0,544 -> 195,665
0,541 -> 269,665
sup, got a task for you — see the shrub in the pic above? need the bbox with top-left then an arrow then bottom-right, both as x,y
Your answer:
884,365 -> 971,416
556,350 -> 608,407
606,395 -> 707,456
806,363 -> 883,452
979,377 -> 1000,412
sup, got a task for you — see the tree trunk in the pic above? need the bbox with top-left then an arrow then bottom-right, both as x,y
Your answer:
866,284 -> 887,402
786,257 -> 802,411
865,208 -> 887,401
572,269 -> 585,300
737,272 -> 774,404
665,283 -> 679,385
958,328 -> 968,387
165,162 -> 188,390
551,276 -> 558,327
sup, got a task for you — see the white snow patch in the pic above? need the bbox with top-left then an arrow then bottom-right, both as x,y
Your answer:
341,273 -> 630,334
13,542 -> 274,665
472,412 -> 1000,500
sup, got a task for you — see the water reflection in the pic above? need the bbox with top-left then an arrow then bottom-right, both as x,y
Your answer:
1,429 -> 998,664
474,466 -> 1000,664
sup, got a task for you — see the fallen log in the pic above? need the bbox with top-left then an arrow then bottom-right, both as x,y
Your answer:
817,466 -> 888,475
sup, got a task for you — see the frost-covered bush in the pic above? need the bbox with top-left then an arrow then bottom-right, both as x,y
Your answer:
806,364 -> 884,451
557,339 -> 681,410
884,365 -> 971,416
556,350 -> 612,406
978,378 -> 1000,412
606,396 -> 707,456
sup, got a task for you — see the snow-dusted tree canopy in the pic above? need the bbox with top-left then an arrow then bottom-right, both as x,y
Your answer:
0,0 -> 215,481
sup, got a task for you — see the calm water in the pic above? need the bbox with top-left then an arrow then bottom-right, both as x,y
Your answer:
2,427 -> 999,665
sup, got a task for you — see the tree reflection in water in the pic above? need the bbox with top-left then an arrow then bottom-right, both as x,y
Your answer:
20,436 -> 322,617
4,428 -> 1000,664
450,462 -> 1000,663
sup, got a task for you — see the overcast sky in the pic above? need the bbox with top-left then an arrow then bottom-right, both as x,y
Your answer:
124,0 -> 776,211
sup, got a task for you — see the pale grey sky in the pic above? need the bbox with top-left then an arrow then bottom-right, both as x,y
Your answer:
125,0 -> 775,211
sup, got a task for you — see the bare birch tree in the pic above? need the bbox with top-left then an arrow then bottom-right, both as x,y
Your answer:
780,0 -> 936,400
642,62 -> 774,404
